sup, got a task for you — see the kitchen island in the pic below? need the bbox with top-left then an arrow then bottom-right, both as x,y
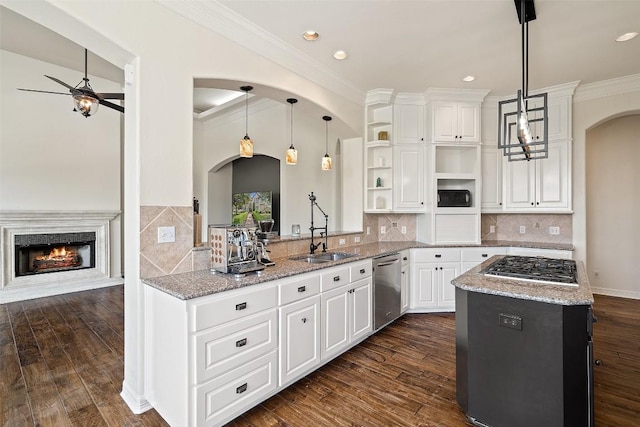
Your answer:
452,256 -> 594,427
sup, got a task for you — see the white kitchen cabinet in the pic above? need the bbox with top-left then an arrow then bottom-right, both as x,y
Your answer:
431,101 -> 481,143
393,144 -> 425,212
410,248 -> 461,311
400,250 -> 410,313
279,295 -> 321,386
481,146 -> 503,212
320,276 -> 372,361
503,140 -> 571,212
461,247 -> 508,272
394,103 -> 424,144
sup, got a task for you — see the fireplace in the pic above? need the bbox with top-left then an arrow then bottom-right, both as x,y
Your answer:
14,232 -> 96,277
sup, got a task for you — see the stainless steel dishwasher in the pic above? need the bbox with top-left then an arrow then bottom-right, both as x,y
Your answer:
373,253 -> 402,331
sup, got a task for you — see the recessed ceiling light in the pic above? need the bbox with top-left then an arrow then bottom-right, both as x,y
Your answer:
303,30 -> 319,41
616,32 -> 638,42
333,50 -> 348,60
462,75 -> 476,82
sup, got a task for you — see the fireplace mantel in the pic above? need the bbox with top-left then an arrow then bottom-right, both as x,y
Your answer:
0,210 -> 122,303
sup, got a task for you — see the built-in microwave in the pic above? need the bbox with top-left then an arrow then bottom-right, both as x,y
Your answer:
437,189 -> 472,207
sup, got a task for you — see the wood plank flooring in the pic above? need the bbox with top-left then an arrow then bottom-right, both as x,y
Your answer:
1,287 -> 638,426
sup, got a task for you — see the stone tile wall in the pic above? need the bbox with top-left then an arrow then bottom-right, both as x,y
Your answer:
481,213 -> 572,244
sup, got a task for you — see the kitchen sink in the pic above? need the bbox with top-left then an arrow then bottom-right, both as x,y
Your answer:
290,252 -> 357,263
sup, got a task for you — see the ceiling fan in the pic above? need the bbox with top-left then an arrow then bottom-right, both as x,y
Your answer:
17,48 -> 124,118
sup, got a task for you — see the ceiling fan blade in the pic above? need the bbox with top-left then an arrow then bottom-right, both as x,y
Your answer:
17,88 -> 71,96
99,99 -> 125,113
95,92 -> 125,100
44,75 -> 76,90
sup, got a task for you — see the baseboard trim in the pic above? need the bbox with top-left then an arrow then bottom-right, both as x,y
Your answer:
592,287 -> 640,300
120,381 -> 153,415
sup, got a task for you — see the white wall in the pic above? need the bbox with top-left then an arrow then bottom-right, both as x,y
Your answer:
201,99 -> 348,235
0,50 -> 121,210
585,115 -> 640,298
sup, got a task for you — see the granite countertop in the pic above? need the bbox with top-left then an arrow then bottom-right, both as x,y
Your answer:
452,255 -> 594,306
144,240 -> 575,301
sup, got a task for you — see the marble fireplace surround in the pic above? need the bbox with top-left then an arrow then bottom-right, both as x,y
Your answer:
0,211 -> 121,304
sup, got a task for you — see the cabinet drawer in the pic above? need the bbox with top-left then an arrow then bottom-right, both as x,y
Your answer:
411,248 -> 460,263
196,350 -> 277,427
278,273 -> 320,306
194,309 -> 277,383
349,260 -> 372,282
192,285 -> 277,332
460,247 -> 506,263
320,266 -> 350,292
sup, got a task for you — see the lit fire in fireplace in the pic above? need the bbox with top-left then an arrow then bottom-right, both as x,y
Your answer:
33,246 -> 82,272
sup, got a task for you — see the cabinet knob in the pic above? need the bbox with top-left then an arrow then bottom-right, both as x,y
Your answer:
403,257 -> 408,261
482,254 -> 488,257
531,202 -> 534,206
301,317 -> 307,323
435,254 -> 442,258
536,202 -> 540,205
360,268 -> 366,274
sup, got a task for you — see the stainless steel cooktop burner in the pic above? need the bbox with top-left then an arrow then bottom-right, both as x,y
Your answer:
481,255 -> 578,286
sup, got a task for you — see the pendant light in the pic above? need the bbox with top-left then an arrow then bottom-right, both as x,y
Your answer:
286,98 -> 298,165
321,115 -> 332,171
497,0 -> 548,162
239,85 -> 254,158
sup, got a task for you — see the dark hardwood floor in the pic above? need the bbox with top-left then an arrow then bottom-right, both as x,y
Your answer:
1,286 -> 638,426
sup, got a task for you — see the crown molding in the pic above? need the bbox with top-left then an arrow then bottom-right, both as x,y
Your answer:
365,89 -> 395,106
424,88 -> 491,103
200,98 -> 280,129
155,0 -> 365,106
573,73 -> 640,103
395,93 -> 425,105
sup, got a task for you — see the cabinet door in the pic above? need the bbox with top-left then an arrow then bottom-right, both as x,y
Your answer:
536,141 -> 570,210
433,102 -> 458,141
350,278 -> 373,343
395,104 -> 424,143
457,102 -> 480,142
393,144 -> 424,211
504,154 -> 536,209
279,296 -> 321,386
320,286 -> 349,360
438,262 -> 460,309
481,146 -> 503,211
411,264 -> 438,309
400,264 -> 409,313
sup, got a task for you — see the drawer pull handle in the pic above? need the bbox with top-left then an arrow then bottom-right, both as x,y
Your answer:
236,338 -> 247,347
435,254 -> 442,258
301,317 -> 307,323
482,254 -> 488,257
333,276 -> 341,282
359,268 -> 366,274
298,286 -> 306,293
235,302 -> 247,311
236,383 -> 248,394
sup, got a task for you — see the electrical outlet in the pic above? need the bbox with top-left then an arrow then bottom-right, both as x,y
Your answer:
380,226 -> 386,234
339,238 -> 346,245
354,236 -> 361,243
549,226 -> 560,235
366,226 -> 371,235
489,225 -> 496,233
401,225 -> 407,234
157,226 -> 175,243
519,226 -> 526,234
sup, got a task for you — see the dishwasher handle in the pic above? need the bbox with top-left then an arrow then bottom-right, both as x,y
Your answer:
375,259 -> 400,268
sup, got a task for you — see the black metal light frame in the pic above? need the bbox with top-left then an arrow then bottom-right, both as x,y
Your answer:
497,0 -> 549,162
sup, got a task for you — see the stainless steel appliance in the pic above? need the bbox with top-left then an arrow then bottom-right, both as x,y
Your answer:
480,255 -> 578,286
437,189 -> 472,207
209,226 -> 265,275
373,253 -> 402,330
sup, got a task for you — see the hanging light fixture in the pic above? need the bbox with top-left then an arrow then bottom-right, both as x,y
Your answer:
239,85 -> 254,158
497,0 -> 548,162
321,115 -> 332,171
286,98 -> 298,165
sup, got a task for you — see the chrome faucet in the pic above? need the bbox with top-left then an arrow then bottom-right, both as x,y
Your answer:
309,192 -> 328,254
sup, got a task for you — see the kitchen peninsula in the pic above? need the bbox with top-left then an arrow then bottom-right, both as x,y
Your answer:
453,256 -> 594,427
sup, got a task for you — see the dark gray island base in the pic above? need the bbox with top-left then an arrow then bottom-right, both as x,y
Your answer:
453,256 -> 595,427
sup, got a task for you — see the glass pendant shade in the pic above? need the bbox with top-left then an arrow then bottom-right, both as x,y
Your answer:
286,98 -> 298,165
321,115 -> 332,171
240,85 -> 254,158
73,93 -> 99,118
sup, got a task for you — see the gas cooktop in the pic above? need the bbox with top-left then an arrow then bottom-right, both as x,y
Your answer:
480,255 -> 578,286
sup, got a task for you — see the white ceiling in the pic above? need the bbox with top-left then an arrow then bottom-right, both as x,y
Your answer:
2,1 -> 639,113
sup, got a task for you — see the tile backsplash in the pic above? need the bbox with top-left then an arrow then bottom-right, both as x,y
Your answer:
481,213 -> 572,244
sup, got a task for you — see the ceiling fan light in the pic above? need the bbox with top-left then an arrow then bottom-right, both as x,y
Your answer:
73,94 -> 99,118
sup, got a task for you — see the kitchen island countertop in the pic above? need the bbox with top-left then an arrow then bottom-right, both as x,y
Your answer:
452,255 -> 594,306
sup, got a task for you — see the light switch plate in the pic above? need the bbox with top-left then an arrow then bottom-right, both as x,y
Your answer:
158,226 -> 175,243
380,226 -> 386,234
